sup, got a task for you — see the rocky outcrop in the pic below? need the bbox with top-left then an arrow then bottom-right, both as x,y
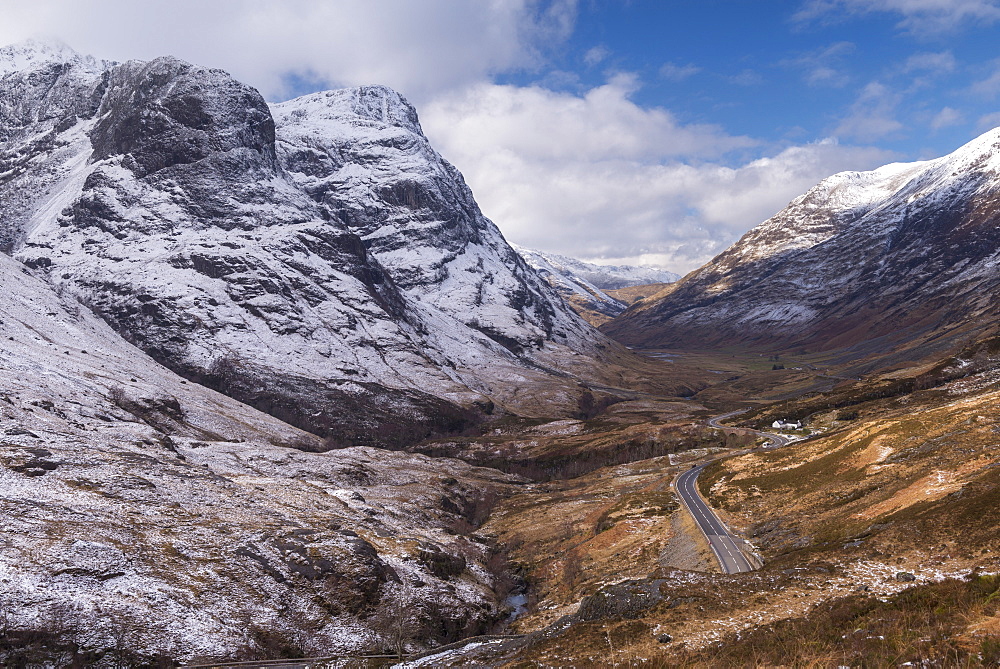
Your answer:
0,247 -> 516,662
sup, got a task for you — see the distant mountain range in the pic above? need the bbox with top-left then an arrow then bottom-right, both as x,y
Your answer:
604,126 -> 1000,368
513,245 -> 679,325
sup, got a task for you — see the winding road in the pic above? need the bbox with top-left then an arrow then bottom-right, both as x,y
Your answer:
674,463 -> 756,574
673,410 -> 793,574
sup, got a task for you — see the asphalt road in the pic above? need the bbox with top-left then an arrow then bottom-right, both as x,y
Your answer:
672,410 -> 795,574
674,463 -> 756,574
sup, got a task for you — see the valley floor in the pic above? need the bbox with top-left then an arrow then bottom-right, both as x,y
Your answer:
4,338 -> 1000,666
394,345 -> 1000,667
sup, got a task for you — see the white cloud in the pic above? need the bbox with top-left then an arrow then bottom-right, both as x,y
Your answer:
833,82 -> 904,141
781,41 -> 855,88
795,0 -> 1000,34
728,69 -> 765,87
583,45 -> 610,66
976,111 -> 1000,131
971,61 -> 1000,98
0,0 -> 577,102
659,62 -> 701,81
423,82 -> 894,272
901,50 -> 958,91
930,106 -> 964,129
903,50 -> 956,74
424,75 -> 756,163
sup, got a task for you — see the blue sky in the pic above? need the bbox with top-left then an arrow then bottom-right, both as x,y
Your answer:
528,1 -> 1000,163
2,0 -> 999,272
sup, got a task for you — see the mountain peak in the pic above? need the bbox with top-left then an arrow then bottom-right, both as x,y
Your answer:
0,38 -> 104,76
602,123 -> 1000,359
276,84 -> 424,135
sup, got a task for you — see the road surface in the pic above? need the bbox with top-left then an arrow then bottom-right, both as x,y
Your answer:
674,463 -> 756,574
672,410 -> 794,574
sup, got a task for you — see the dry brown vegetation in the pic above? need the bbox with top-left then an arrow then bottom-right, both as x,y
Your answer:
700,375 -> 1000,568
415,407 -> 732,482
605,283 -> 675,307
675,574 -> 1000,666
479,453 -> 706,633
430,339 -> 1000,667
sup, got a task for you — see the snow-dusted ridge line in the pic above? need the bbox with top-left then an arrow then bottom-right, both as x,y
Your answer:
512,244 -> 679,323
605,124 -> 1000,354
0,37 -> 112,76
513,244 -> 680,290
0,39 -> 614,444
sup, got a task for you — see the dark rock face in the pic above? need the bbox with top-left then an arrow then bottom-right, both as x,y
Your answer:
577,579 -> 667,620
191,361 -> 485,449
0,62 -> 104,142
270,86 -> 581,350
0,48 -> 109,251
0,44 -> 605,447
604,131 -> 1000,362
90,57 -> 277,178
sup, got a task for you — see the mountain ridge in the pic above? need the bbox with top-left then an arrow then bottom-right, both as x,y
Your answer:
0,41 -> 618,446
603,126 -> 1000,368
512,245 -> 678,325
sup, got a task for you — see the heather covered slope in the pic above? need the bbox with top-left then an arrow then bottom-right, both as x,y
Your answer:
0,40 -> 617,445
441,339 -> 1000,667
604,128 -> 1000,362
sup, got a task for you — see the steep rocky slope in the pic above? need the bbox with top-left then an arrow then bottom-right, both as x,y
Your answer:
0,40 -> 610,447
512,245 -> 678,326
0,249 -> 517,663
604,128 -> 1000,363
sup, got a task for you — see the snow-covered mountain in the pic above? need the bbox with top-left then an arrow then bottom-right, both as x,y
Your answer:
0,40 -> 611,446
515,246 -> 679,290
0,246 -> 515,661
513,245 -> 678,325
604,127 -> 1000,360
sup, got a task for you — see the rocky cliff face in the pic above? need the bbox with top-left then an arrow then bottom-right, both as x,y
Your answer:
0,41 -> 608,446
0,245 -> 516,662
270,87 -> 600,375
604,128 -> 1000,361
